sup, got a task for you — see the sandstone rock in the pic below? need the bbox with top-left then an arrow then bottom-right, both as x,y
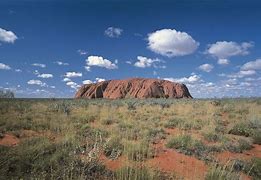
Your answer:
75,78 -> 192,99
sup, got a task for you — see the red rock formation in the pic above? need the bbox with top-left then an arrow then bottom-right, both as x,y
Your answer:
75,78 -> 192,99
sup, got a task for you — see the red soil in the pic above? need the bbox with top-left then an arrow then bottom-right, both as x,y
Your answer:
147,141 -> 207,179
216,144 -> 261,163
0,134 -> 19,146
100,154 -> 126,171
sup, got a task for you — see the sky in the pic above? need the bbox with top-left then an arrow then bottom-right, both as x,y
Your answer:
0,0 -> 261,98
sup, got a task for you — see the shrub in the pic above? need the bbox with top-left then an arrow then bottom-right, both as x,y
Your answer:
164,118 -> 183,128
166,134 -> 209,160
115,166 -> 154,180
146,128 -> 166,143
205,164 -> 240,180
252,130 -> 261,145
203,131 -> 221,142
228,123 -> 252,137
125,142 -> 153,161
244,158 -> 261,179
103,137 -> 123,159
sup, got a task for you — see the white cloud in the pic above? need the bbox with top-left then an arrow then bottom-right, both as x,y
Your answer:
239,70 -> 256,76
86,56 -> 118,69
83,80 -> 93,84
63,78 -> 71,82
206,41 -> 253,62
37,73 -> 53,78
54,61 -> 69,66
125,61 -> 132,64
85,66 -> 91,71
225,70 -> 256,79
241,59 -> 261,71
15,69 -> 22,72
147,29 -> 199,57
66,81 -> 80,89
32,63 -> 46,68
134,56 -> 164,68
0,28 -> 18,43
164,74 -> 202,84
95,78 -> 106,82
104,27 -> 123,38
66,81 -> 77,86
198,63 -> 214,72
218,58 -> 230,65
64,72 -> 82,78
27,79 -> 46,87
0,63 -> 11,70
50,86 -> 55,89
77,49 -> 88,55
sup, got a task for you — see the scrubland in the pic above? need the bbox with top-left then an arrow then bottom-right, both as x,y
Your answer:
0,98 -> 260,180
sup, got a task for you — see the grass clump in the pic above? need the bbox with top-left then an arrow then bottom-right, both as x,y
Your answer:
0,136 -> 112,179
229,122 -> 252,137
115,166 -> 154,180
252,130 -> 261,144
103,137 -> 123,159
205,163 -> 240,180
166,134 -> 210,160
125,141 -> 154,161
243,158 -> 261,179
164,118 -> 183,128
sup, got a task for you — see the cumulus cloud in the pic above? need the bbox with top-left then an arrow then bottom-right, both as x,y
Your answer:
63,78 -> 71,82
218,58 -> 230,65
0,28 -> 18,43
66,81 -> 80,89
86,56 -> 118,69
85,66 -> 91,72
198,63 -> 214,72
134,56 -> 164,68
27,79 -> 47,87
241,59 -> 261,71
37,73 -> 53,78
95,78 -> 106,83
225,70 -> 256,79
147,29 -> 199,57
83,80 -> 93,84
64,72 -> 82,78
104,27 -> 123,38
0,63 -> 11,70
54,61 -> 69,66
164,74 -> 202,84
32,63 -> 46,68
206,41 -> 253,63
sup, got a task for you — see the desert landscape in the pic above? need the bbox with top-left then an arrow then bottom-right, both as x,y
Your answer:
0,89 -> 261,179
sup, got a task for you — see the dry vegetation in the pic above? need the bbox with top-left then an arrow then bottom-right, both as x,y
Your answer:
0,98 -> 261,179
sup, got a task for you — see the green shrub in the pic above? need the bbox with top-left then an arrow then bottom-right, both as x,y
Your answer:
166,134 -> 209,160
125,142 -> 153,161
146,128 -> 166,142
244,158 -> 261,179
203,131 -> 221,142
103,137 -> 123,159
229,123 -> 252,137
115,166 -> 154,180
164,118 -> 183,128
205,164 -> 240,180
252,130 -> 261,145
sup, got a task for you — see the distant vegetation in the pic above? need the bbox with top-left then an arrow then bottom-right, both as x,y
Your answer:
0,98 -> 260,179
0,89 -> 14,98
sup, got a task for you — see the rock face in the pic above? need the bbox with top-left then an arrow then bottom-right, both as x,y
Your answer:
75,78 -> 193,99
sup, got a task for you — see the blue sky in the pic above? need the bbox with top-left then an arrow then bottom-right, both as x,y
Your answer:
0,0 -> 261,98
